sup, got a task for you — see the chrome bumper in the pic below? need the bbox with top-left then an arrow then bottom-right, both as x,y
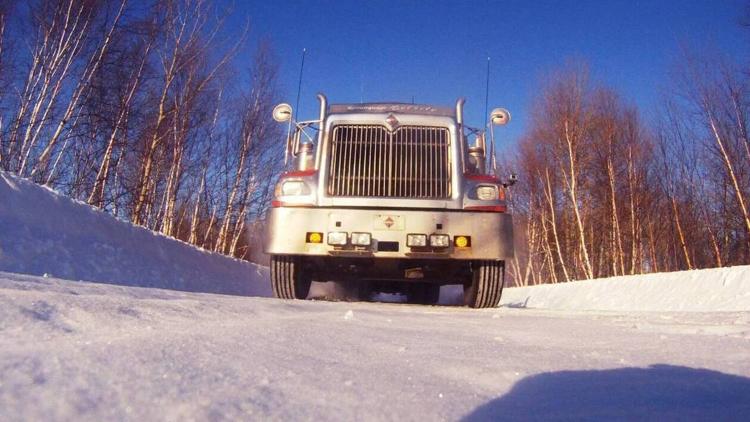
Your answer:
264,207 -> 513,260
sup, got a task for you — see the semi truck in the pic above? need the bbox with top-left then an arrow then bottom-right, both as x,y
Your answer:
264,94 -> 514,308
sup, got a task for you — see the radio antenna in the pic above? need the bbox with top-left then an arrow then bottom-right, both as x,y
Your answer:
485,56 -> 498,175
294,48 -> 306,118
484,56 -> 490,124
360,75 -> 364,103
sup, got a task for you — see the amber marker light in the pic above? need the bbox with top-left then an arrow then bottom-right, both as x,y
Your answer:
454,235 -> 471,248
306,232 -> 323,243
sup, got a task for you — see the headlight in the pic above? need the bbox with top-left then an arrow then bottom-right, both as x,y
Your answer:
429,234 -> 450,248
281,180 -> 309,196
351,232 -> 372,246
407,234 -> 427,247
327,232 -> 348,246
476,185 -> 497,201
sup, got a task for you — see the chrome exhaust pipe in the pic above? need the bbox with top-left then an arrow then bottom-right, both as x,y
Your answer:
314,93 -> 327,170
455,98 -> 466,126
317,93 -> 327,123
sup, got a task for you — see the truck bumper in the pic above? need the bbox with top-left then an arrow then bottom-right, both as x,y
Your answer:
264,207 -> 513,260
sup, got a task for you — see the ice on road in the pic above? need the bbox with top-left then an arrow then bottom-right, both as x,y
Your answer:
1,271 -> 749,421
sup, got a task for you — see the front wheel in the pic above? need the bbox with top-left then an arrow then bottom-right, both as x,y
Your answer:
464,260 -> 505,308
270,255 -> 312,300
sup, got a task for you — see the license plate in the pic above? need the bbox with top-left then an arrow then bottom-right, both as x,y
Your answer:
374,214 -> 404,231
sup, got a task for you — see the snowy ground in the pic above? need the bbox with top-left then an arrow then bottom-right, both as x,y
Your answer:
1,271 -> 749,421
2,171 -> 750,420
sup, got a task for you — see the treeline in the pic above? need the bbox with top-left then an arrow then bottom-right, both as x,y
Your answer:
508,54 -> 750,285
0,0 -> 283,260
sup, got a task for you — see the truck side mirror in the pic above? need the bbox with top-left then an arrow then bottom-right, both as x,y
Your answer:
490,108 -> 511,126
273,103 -> 293,122
503,172 -> 518,188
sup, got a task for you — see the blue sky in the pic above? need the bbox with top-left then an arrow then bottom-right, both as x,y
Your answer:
229,0 -> 749,147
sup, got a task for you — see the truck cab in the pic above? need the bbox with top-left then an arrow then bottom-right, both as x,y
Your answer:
264,94 -> 513,308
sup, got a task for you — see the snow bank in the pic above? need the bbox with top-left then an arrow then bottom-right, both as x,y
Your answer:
500,265 -> 750,312
0,171 -> 270,296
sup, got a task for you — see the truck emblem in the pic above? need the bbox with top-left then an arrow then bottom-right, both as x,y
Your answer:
385,113 -> 399,131
384,217 -> 395,228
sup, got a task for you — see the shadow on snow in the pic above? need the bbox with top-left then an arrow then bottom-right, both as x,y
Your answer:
463,364 -> 750,421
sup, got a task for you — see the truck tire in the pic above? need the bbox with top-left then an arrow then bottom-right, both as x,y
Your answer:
270,255 -> 312,300
406,283 -> 441,305
464,260 -> 504,308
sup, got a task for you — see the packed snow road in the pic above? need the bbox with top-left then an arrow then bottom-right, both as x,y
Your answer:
1,272 -> 749,421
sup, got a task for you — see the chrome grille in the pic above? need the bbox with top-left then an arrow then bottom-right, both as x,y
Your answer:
327,125 -> 451,198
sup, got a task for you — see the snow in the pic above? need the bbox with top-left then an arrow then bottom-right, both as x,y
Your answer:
0,171 -> 269,297
1,171 -> 750,419
0,272 -> 748,420
500,265 -> 750,312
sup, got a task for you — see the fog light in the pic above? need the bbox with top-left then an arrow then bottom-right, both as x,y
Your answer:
306,232 -> 323,243
430,234 -> 450,248
454,235 -> 471,248
351,232 -> 372,246
406,234 -> 427,247
327,232 -> 348,246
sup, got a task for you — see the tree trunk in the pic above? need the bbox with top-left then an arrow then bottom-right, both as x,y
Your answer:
670,194 -> 693,270
562,121 -> 594,279
544,169 -> 570,282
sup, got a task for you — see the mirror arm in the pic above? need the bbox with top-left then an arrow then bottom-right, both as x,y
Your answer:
284,119 -> 293,166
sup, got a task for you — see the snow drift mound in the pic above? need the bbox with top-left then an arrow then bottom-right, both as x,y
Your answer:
500,265 -> 750,312
0,172 -> 270,296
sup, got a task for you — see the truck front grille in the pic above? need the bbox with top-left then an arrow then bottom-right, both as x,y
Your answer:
327,125 -> 451,198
